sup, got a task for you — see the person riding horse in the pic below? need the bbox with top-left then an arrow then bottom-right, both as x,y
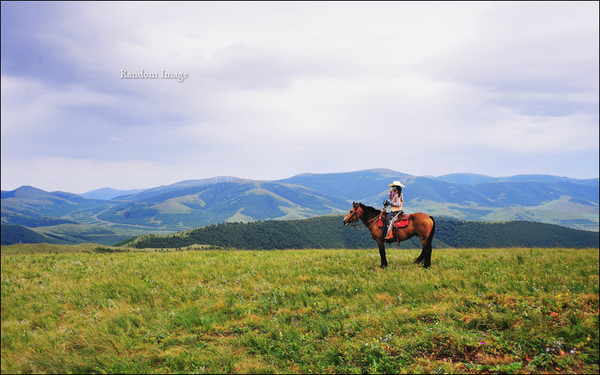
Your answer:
384,180 -> 405,240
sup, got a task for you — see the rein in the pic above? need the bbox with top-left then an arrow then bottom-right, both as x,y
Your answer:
348,206 -> 383,231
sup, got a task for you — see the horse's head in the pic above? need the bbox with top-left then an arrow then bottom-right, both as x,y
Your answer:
343,202 -> 363,226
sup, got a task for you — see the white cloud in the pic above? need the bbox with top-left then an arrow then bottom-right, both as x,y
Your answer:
1,2 -> 598,192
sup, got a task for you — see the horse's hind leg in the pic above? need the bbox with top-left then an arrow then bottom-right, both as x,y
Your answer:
414,242 -> 426,266
414,219 -> 435,268
423,242 -> 432,268
414,236 -> 432,268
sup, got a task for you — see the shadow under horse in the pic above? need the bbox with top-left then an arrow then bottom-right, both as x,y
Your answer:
343,202 -> 435,268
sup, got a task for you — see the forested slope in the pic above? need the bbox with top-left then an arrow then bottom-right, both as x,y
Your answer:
119,216 -> 599,249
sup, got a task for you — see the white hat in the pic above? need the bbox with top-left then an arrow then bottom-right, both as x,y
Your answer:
389,180 -> 405,188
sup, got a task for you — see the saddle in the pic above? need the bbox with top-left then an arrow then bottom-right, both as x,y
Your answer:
378,211 -> 410,228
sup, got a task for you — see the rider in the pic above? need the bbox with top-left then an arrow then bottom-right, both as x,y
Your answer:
385,180 -> 405,240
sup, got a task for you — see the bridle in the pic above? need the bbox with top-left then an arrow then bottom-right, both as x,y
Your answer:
344,204 -> 381,230
344,204 -> 363,225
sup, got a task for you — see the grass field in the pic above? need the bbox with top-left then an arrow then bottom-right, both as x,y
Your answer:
1,247 -> 598,374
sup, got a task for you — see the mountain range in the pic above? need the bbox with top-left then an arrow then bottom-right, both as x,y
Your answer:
1,169 -> 598,245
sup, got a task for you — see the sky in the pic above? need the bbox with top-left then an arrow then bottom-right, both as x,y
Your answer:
1,1 -> 598,193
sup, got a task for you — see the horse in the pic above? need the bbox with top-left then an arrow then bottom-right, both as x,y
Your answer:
343,202 -> 435,268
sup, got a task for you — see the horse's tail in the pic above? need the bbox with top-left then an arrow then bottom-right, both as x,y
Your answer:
414,216 -> 435,268
427,216 -> 435,249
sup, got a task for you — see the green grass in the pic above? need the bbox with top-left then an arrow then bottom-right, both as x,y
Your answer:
0,243 -> 140,256
2,247 -> 598,374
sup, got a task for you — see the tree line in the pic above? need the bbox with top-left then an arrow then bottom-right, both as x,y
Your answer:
118,216 -> 599,249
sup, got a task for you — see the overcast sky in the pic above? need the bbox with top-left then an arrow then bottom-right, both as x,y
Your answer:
1,1 -> 598,193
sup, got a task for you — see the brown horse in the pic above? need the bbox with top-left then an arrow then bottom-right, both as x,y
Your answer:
343,202 -> 435,268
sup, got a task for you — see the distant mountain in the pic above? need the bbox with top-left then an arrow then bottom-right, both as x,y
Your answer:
434,173 -> 585,185
276,169 -> 409,202
1,169 -> 598,247
275,170 -> 598,231
80,187 -> 146,200
95,180 -> 350,230
434,173 -> 498,184
113,176 -> 243,201
1,185 -> 105,227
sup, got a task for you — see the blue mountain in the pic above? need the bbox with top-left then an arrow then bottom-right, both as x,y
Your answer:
2,170 -> 598,238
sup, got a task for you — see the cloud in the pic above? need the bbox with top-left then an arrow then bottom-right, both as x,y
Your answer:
421,3 -> 599,117
1,2 -> 598,191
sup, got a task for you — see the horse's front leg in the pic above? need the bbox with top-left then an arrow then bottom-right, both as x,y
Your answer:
378,242 -> 388,268
372,227 -> 388,269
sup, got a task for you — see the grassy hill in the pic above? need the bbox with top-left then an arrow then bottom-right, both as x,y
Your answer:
0,223 -> 170,246
1,224 -> 52,245
1,248 -> 598,373
119,215 -> 600,250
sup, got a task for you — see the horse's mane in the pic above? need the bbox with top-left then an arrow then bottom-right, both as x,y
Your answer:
358,202 -> 381,216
